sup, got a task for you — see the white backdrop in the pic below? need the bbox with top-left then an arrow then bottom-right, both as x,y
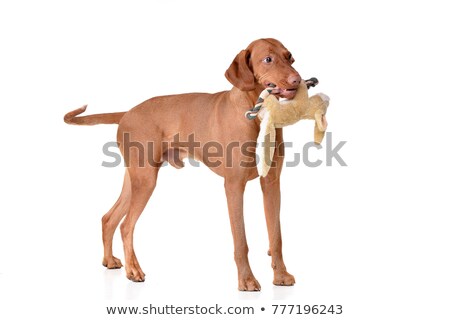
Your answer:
1,1 -> 449,319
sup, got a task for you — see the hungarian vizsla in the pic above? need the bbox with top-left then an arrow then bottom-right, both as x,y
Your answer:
64,38 -> 301,291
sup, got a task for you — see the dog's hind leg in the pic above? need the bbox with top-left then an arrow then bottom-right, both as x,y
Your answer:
101,169 -> 131,269
120,165 -> 160,282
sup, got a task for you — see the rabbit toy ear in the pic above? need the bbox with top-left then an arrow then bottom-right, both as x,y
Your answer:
257,110 -> 276,177
315,111 -> 328,132
314,111 -> 328,145
312,92 -> 330,145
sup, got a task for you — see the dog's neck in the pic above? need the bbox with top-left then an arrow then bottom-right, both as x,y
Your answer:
229,84 -> 266,113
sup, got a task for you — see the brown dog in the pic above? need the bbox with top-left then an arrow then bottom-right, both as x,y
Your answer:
64,38 -> 300,291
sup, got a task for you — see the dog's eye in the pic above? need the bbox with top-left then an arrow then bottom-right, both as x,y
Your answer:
288,53 -> 295,63
263,56 -> 272,63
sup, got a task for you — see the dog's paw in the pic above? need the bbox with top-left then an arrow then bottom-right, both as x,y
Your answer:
238,276 -> 261,291
273,271 -> 296,286
126,264 -> 146,282
102,256 -> 123,269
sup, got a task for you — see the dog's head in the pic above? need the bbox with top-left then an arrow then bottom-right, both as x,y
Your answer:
225,38 -> 301,100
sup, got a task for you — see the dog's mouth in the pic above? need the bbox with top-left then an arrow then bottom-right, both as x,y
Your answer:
265,82 -> 297,100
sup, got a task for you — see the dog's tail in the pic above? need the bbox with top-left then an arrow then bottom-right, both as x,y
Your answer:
64,105 -> 126,125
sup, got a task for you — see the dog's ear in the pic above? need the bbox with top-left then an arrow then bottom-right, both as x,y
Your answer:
225,50 -> 256,91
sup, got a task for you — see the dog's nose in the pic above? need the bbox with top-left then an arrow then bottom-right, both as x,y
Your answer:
288,73 -> 301,87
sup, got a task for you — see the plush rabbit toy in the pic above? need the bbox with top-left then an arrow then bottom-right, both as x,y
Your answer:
246,78 -> 330,177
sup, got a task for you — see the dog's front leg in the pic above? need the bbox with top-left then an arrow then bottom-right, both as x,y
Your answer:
260,128 -> 295,286
224,177 -> 261,291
